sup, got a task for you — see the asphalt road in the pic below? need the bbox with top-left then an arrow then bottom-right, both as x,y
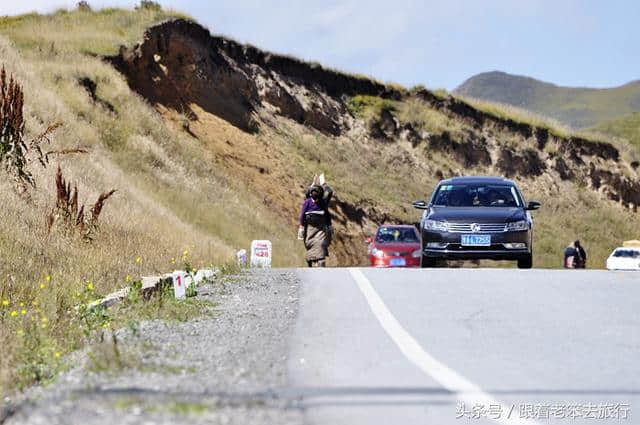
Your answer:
288,268 -> 639,425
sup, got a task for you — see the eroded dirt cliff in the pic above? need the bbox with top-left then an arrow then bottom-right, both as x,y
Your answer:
108,19 -> 640,265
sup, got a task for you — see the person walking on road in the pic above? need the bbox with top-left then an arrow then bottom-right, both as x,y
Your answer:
564,240 -> 587,268
298,174 -> 333,267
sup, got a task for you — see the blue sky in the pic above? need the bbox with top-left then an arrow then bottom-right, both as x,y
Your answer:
2,0 -> 639,90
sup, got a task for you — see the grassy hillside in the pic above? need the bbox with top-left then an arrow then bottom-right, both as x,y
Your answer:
0,6 -> 305,393
592,112 -> 640,152
455,71 -> 640,129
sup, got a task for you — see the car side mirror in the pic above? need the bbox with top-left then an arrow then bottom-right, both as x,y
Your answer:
526,201 -> 541,210
413,200 -> 428,210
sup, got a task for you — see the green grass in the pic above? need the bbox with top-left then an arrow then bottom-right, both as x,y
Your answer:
592,112 -> 640,151
112,397 -> 211,416
347,95 -> 398,120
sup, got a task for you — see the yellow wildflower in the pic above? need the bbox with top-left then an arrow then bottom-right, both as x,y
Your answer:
10,311 -> 17,317
135,256 -> 142,264
183,250 -> 189,256
21,309 -> 26,315
39,283 -> 45,289
54,352 -> 61,359
86,281 -> 94,291
19,302 -> 24,307
41,317 -> 48,323
170,258 -> 176,264
2,300 -> 8,306
125,275 -> 131,282
41,323 -> 47,329
45,275 -> 52,282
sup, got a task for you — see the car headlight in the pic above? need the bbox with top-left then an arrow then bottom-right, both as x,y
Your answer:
424,220 -> 448,232
411,249 -> 422,258
371,248 -> 384,258
505,220 -> 528,231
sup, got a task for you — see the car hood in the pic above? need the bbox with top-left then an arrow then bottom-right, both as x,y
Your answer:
373,242 -> 420,252
427,207 -> 525,223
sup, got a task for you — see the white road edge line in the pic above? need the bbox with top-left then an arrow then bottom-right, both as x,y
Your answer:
349,268 -> 541,425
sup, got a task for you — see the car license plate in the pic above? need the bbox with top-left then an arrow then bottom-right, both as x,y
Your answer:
389,258 -> 406,267
461,235 -> 491,246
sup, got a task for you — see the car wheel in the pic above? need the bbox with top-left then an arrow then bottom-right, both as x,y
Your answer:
517,254 -> 533,269
421,255 -> 436,268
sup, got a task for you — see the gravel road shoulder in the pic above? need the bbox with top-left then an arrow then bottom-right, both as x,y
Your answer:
2,269 -> 303,425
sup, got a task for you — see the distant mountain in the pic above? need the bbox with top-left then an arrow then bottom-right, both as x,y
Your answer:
455,71 -> 640,129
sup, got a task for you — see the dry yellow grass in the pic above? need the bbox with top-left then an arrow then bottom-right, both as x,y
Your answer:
453,94 -> 574,136
0,7 -> 303,394
396,97 -> 466,138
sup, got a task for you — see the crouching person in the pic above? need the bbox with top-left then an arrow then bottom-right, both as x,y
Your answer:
298,182 -> 333,267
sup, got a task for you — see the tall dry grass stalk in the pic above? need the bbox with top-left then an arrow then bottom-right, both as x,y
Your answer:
47,166 -> 116,240
0,65 -> 29,186
0,65 -> 62,192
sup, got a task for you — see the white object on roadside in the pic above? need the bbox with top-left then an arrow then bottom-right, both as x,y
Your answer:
250,240 -> 272,268
236,249 -> 247,266
194,269 -> 217,284
606,246 -> 640,271
172,270 -> 186,299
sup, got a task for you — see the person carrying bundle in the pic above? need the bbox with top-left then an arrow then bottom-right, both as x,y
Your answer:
298,174 -> 333,267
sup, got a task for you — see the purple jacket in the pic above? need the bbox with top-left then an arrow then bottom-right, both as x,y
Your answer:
299,198 -> 325,225
299,184 -> 333,226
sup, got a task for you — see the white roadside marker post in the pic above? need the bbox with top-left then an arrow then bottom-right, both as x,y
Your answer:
250,240 -> 272,268
172,270 -> 186,299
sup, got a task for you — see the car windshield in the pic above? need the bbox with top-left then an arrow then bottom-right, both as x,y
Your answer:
613,249 -> 640,258
432,184 -> 521,207
376,227 -> 419,243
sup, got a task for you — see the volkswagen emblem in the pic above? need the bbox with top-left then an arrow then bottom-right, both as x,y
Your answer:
471,223 -> 481,232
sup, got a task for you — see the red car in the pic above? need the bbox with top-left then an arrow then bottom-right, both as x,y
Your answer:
367,225 -> 422,267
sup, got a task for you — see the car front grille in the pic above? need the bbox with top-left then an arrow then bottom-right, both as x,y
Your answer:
386,251 -> 411,257
447,223 -> 506,233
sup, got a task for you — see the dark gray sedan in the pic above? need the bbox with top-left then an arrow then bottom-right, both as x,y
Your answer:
413,176 -> 540,268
